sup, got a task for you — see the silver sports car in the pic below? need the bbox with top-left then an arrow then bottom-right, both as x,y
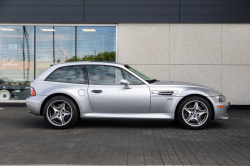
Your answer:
26,62 -> 229,129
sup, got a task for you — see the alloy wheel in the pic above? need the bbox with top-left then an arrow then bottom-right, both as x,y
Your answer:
182,100 -> 209,127
46,100 -> 73,127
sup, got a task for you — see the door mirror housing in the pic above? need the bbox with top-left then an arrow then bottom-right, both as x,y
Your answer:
120,79 -> 132,89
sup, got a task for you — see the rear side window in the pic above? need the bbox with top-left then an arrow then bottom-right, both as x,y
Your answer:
46,65 -> 87,84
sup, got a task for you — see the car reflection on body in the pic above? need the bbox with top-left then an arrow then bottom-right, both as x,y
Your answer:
26,62 -> 229,129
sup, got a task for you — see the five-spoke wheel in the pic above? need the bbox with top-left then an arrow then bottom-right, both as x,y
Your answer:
43,96 -> 78,129
177,96 -> 212,129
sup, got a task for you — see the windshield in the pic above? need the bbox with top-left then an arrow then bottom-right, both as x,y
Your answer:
125,65 -> 158,83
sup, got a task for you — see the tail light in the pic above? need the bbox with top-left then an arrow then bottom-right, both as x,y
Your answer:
30,87 -> 36,96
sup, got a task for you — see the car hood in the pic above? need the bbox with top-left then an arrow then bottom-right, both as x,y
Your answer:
149,81 -> 222,96
151,81 -> 211,87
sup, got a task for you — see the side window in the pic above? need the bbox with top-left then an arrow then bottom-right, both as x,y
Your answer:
88,65 -> 123,85
122,70 -> 144,85
46,65 -> 87,84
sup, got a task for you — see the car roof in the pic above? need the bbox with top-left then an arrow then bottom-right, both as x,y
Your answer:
35,61 -> 127,80
50,61 -> 125,67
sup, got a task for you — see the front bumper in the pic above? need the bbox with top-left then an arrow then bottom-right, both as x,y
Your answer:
26,95 -> 47,116
208,97 -> 229,120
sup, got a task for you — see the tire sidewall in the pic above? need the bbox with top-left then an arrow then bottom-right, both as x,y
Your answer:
177,96 -> 213,129
43,96 -> 78,129
0,90 -> 11,100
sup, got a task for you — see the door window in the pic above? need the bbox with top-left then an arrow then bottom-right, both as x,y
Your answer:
88,65 -> 123,85
46,65 -> 87,84
122,70 -> 144,85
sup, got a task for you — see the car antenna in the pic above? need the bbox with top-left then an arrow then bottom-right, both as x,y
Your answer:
56,45 -> 69,61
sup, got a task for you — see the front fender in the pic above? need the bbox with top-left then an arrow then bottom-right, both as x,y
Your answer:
149,85 -> 223,117
176,86 -> 222,97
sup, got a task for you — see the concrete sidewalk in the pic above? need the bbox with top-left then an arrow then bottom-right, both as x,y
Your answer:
0,107 -> 249,166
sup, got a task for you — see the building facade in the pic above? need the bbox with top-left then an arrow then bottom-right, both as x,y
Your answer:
0,0 -> 250,104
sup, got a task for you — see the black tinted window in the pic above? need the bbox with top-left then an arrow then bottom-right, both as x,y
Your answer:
88,65 -> 123,85
46,65 -> 87,84
122,70 -> 143,85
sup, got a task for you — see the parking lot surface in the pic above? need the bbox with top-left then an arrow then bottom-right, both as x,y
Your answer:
0,107 -> 250,166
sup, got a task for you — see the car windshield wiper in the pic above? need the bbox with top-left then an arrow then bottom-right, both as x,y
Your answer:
146,79 -> 158,83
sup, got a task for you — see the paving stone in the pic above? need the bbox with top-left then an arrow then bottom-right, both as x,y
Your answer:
0,107 -> 250,165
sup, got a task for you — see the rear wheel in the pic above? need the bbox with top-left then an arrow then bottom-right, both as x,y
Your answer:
0,90 -> 11,100
43,96 -> 78,129
177,96 -> 212,129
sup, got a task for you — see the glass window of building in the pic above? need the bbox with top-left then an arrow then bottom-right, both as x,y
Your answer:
77,26 -> 116,62
0,25 -> 116,100
36,26 -> 76,76
36,26 -> 53,76
0,26 -> 34,100
54,27 -> 75,63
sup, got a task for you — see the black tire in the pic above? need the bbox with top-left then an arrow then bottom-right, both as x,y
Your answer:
177,96 -> 213,129
43,96 -> 78,129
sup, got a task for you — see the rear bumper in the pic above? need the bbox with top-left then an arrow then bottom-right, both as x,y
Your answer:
26,95 -> 47,116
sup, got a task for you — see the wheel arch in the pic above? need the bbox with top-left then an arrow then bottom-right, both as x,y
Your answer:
40,93 -> 81,118
174,94 -> 215,120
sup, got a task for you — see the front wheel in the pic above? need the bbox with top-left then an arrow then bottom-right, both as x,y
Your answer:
177,96 -> 213,129
43,96 -> 78,129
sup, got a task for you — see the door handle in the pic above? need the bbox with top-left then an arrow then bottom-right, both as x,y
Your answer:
91,90 -> 102,93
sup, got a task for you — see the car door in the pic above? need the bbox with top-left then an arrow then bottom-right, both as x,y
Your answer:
87,65 -> 150,113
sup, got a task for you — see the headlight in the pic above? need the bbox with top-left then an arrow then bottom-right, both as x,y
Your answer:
219,95 -> 226,102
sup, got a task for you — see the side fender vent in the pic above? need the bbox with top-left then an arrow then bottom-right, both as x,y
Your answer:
159,91 -> 175,95
151,90 -> 178,96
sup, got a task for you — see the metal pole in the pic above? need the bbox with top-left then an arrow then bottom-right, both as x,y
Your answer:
53,26 -> 55,64
24,26 -> 31,81
22,27 -> 26,80
75,26 -> 77,61
34,26 -> 36,79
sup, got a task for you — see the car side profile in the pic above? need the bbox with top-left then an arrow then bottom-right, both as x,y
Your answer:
26,62 -> 229,129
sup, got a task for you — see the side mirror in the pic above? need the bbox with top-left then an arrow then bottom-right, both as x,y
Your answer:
120,79 -> 132,89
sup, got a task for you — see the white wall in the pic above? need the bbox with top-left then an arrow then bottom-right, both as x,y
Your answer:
118,23 -> 250,105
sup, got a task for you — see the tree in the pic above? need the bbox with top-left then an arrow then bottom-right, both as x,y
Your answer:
66,51 -> 116,62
